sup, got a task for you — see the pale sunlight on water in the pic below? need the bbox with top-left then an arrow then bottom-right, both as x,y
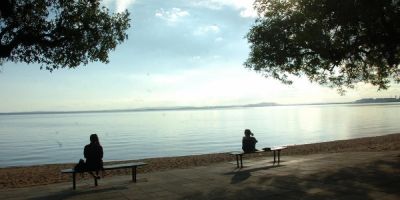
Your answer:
0,103 -> 399,167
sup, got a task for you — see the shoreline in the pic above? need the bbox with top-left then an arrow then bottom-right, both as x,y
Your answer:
1,133 -> 399,189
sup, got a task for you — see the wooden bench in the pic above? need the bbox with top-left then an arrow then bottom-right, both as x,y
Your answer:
61,162 -> 147,190
230,146 -> 287,168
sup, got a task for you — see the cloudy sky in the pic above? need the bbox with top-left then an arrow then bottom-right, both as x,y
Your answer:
0,0 -> 399,112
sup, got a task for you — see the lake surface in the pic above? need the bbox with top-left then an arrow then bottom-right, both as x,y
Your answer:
0,103 -> 399,167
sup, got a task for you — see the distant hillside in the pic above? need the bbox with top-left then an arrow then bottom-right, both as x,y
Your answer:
354,98 -> 400,103
243,102 -> 278,107
0,102 -> 278,115
3,99 -> 400,116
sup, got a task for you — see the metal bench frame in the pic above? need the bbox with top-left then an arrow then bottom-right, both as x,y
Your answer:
61,162 -> 147,190
230,147 -> 287,168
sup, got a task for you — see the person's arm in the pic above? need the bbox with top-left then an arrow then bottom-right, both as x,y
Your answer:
84,145 -> 88,159
99,146 -> 103,159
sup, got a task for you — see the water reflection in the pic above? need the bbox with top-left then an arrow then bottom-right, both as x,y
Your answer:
0,103 -> 399,167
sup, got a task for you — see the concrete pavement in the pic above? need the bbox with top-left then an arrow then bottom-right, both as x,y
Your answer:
2,151 -> 400,200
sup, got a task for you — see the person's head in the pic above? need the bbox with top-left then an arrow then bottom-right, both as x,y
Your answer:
244,129 -> 253,137
90,134 -> 100,145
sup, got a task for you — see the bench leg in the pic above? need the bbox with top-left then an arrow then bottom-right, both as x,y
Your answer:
273,151 -> 276,163
278,150 -> 281,163
240,155 -> 243,168
94,175 -> 98,186
132,167 -> 137,182
235,155 -> 239,168
73,172 -> 76,190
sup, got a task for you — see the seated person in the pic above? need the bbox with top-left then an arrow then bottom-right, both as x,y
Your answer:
242,129 -> 258,153
84,134 -> 104,179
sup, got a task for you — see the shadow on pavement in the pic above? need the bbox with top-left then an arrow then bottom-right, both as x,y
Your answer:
27,186 -> 127,200
181,159 -> 400,200
225,164 -> 285,184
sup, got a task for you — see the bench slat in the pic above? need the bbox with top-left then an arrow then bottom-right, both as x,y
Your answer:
61,161 -> 147,190
61,169 -> 74,173
230,146 -> 286,155
61,162 -> 147,173
230,146 -> 287,168
104,162 -> 147,170
271,146 -> 287,151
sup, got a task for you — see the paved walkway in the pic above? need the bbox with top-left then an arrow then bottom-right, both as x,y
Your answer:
2,151 -> 400,200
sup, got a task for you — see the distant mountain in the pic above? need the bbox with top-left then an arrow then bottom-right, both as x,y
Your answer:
354,98 -> 400,104
242,102 -> 278,107
0,102 -> 278,115
3,99 -> 399,116
136,102 -> 278,111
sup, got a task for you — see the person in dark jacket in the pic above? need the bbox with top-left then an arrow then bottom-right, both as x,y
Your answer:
242,129 -> 258,153
84,134 -> 103,179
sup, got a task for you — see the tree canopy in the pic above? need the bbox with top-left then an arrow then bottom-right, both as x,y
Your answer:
0,0 -> 130,71
245,0 -> 400,92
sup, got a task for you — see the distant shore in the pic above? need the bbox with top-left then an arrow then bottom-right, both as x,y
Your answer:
1,133 -> 399,189
1,100 -> 399,116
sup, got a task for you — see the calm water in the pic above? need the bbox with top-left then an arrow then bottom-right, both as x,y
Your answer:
0,103 -> 399,167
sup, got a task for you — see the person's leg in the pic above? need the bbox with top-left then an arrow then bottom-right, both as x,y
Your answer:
95,170 -> 101,179
88,171 -> 100,179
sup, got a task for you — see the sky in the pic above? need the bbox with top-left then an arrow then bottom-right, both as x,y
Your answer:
0,0 -> 399,113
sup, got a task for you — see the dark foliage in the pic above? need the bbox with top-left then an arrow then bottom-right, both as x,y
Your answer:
0,0 -> 130,71
246,0 -> 400,92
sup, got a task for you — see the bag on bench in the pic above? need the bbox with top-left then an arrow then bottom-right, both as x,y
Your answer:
74,159 -> 86,172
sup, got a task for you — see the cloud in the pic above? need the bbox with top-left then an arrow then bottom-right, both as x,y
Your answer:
193,25 -> 220,35
103,0 -> 136,13
192,0 -> 257,18
155,8 -> 190,24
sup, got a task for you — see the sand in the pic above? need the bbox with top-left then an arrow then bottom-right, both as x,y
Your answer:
1,133 -> 399,189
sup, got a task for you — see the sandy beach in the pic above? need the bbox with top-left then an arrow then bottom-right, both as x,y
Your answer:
1,133 -> 399,189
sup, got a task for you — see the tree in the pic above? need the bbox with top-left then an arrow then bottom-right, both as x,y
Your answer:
0,0 -> 130,71
245,0 -> 400,92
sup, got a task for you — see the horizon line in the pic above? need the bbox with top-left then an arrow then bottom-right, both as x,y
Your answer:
0,101 -> 355,115
1,98 -> 400,115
